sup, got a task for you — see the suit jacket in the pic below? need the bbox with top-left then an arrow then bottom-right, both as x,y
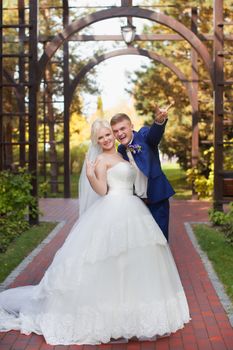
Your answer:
118,122 -> 175,203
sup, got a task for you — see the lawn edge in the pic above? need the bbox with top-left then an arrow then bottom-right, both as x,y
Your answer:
184,221 -> 233,327
0,220 -> 65,292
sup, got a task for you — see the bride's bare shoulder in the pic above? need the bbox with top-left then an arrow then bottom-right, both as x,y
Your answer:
95,154 -> 108,167
96,154 -> 106,162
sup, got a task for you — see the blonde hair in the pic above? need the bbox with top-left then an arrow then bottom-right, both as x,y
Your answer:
91,119 -> 112,145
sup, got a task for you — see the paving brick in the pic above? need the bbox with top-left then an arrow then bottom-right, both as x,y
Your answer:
126,342 -> 141,350
220,331 -> 233,350
0,332 -> 5,340
154,338 -> 169,350
11,333 -> 31,350
0,344 -> 15,350
0,200 -> 233,350
183,343 -> 198,350
98,345 -> 113,350
24,334 -> 44,350
210,338 -> 228,350
195,338 -> 212,350
140,341 -> 155,350
193,328 -> 209,339
83,345 -> 98,350
0,331 -> 20,346
39,342 -> 55,350
69,345 -> 85,350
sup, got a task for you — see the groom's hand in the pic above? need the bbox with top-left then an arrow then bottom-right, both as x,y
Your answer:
154,106 -> 168,125
154,101 -> 174,125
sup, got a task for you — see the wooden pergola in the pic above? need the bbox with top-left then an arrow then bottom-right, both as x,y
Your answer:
0,0 -> 232,223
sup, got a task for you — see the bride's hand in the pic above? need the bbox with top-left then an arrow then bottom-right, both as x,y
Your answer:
86,158 -> 99,178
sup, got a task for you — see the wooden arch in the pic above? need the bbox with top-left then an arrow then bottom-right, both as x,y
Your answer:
38,7 -> 213,84
35,7 -> 213,202
69,48 -> 194,110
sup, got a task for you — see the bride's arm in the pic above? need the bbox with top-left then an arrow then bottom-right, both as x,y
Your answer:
86,157 -> 108,196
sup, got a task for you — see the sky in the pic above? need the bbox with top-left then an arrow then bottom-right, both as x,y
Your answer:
76,4 -> 153,116
83,55 -> 150,116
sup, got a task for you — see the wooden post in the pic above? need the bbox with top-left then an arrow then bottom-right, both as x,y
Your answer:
63,0 -> 70,198
191,7 -> 199,199
28,0 -> 39,224
213,0 -> 224,211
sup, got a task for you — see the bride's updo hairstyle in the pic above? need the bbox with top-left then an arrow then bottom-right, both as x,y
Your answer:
91,119 -> 112,145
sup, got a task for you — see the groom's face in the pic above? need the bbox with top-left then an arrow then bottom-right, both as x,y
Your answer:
111,120 -> 134,146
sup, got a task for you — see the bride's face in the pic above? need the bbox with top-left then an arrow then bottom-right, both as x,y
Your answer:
97,127 -> 115,151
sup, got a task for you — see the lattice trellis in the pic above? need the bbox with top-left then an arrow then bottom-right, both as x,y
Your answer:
0,0 -> 232,223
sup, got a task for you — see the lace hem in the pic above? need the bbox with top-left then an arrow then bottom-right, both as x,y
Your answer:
0,291 -> 190,345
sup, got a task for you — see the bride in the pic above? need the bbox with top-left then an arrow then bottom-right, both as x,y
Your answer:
0,119 -> 190,345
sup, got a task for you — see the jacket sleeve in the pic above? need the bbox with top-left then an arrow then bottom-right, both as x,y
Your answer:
139,121 -> 167,148
117,144 -> 125,155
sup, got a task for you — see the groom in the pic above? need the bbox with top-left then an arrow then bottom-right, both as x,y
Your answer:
110,109 -> 175,241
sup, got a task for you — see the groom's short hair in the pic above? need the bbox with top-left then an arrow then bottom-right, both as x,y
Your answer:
110,113 -> 132,125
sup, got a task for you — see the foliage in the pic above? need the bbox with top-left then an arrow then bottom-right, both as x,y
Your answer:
71,143 -> 89,175
2,1 -> 101,190
38,181 -> 50,198
128,0 -> 233,189
186,147 -> 214,198
208,208 -> 227,226
186,141 -> 233,199
223,218 -> 233,246
209,202 -> 233,246
0,221 -> 56,283
128,63 -> 193,170
0,168 -> 38,253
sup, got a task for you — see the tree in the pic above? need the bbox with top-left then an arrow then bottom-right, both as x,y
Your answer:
128,0 -> 232,182
37,1 -> 101,192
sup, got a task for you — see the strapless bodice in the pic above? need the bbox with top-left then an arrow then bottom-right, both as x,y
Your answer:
107,162 -> 136,195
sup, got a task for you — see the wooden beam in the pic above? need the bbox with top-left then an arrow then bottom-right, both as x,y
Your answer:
213,0 -> 224,210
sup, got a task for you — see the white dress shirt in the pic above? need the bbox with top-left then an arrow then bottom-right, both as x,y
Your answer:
126,120 -> 166,198
126,148 -> 148,199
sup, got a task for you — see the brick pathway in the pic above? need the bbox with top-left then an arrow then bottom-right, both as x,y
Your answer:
0,199 -> 233,350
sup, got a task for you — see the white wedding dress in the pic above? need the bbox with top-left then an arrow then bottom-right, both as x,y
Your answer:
0,162 -> 190,345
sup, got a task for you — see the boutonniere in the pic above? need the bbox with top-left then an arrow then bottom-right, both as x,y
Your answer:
127,144 -> 142,154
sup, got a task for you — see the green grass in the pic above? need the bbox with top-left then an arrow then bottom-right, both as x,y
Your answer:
0,221 -> 56,283
193,224 -> 233,303
162,162 -> 192,199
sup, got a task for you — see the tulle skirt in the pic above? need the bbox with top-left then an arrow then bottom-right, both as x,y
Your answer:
0,193 -> 190,345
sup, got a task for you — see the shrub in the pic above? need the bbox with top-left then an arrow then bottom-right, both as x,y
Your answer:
0,168 -> 38,252
208,208 -> 228,226
186,148 -> 214,199
186,143 -> 232,199
209,202 -> 233,246
223,219 -> 233,246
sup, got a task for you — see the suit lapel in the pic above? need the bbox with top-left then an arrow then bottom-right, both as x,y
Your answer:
118,144 -> 129,161
130,131 -> 150,177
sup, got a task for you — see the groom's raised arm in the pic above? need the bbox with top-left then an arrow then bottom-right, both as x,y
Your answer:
142,105 -> 169,148
139,122 -> 167,148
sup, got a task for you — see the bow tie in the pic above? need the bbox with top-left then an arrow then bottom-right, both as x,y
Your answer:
126,144 -> 142,154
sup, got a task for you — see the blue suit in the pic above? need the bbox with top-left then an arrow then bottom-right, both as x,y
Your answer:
118,122 -> 175,240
